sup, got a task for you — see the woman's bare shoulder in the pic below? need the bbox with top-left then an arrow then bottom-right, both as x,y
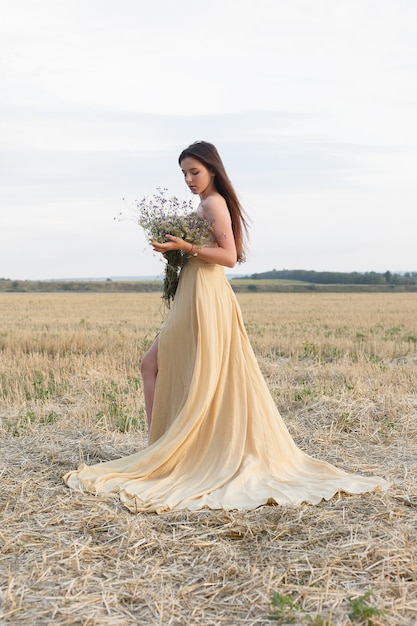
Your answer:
200,194 -> 229,219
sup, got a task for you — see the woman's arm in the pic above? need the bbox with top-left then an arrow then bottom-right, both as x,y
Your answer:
150,195 -> 238,268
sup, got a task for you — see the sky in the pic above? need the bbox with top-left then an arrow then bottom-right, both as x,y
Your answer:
1,0 -> 416,280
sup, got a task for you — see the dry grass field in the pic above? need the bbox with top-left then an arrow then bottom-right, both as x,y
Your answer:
1,291 -> 417,625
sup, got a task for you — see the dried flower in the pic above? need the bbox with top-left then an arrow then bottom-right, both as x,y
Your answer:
136,188 -> 213,306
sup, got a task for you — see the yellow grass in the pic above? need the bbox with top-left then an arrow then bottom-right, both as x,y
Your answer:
1,292 -> 417,625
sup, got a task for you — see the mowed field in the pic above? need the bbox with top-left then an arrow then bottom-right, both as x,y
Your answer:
1,291 -> 416,625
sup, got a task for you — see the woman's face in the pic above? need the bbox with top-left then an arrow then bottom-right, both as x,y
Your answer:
180,157 -> 215,199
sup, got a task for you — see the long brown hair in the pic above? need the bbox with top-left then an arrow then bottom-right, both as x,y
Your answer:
178,141 -> 249,263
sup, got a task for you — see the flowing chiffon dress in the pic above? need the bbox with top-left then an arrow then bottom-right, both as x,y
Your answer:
64,257 -> 388,513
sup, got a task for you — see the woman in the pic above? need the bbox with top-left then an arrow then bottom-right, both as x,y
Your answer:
64,141 -> 388,513
141,140 -> 248,432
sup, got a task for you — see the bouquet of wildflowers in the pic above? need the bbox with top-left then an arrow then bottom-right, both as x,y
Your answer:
136,188 -> 213,306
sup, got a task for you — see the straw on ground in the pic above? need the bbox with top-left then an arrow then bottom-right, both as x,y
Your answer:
1,292 -> 416,625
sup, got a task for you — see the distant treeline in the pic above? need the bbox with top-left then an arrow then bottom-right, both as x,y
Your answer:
0,279 -> 162,293
247,269 -> 417,285
2,270 -> 417,294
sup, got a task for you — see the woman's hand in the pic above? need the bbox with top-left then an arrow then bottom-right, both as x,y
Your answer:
150,235 -> 192,255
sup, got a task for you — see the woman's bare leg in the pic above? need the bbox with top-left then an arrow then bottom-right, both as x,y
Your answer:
140,336 -> 159,429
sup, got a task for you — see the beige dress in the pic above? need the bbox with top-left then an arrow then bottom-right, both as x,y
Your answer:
64,258 -> 388,513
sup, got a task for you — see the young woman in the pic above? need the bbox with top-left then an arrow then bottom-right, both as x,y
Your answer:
64,141 -> 388,513
140,141 -> 248,431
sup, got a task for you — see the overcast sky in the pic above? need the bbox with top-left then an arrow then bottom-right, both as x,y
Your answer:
1,0 -> 416,279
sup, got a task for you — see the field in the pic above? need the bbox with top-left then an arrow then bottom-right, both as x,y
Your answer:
1,292 -> 417,625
